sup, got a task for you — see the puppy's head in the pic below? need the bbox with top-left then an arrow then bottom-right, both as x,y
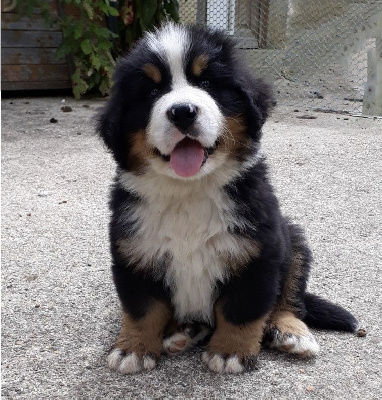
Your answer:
98,23 -> 274,179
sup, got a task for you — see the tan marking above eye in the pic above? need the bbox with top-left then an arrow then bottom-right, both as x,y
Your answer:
143,63 -> 162,84
192,54 -> 209,77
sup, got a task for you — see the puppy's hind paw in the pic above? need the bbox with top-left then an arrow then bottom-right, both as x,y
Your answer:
265,329 -> 319,358
163,323 -> 210,355
265,312 -> 319,358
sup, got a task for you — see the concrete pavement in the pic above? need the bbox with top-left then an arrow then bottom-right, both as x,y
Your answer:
1,97 -> 381,399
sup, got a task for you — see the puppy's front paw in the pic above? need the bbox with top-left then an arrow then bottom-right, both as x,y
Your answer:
108,348 -> 157,374
202,305 -> 267,373
202,351 -> 258,374
108,302 -> 171,374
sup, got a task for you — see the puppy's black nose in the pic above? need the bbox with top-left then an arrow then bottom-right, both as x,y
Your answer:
166,103 -> 198,131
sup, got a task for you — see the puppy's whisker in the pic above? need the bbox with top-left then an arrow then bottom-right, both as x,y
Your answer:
220,125 -> 255,152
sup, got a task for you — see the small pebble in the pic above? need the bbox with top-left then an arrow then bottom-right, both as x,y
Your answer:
50,118 -> 58,123
306,385 -> 314,392
309,90 -> 324,99
356,328 -> 367,337
26,274 -> 38,282
61,106 -> 72,112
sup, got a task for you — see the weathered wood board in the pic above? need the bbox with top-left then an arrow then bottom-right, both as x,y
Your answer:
1,1 -> 72,91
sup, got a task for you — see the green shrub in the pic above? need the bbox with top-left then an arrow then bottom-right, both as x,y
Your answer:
15,0 -> 180,98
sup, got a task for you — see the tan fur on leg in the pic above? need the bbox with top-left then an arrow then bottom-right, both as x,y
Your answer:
266,311 -> 319,357
108,301 -> 171,374
203,302 -> 268,373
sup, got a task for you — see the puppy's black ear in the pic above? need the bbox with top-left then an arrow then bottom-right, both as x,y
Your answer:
235,68 -> 275,136
251,78 -> 276,126
96,90 -> 122,152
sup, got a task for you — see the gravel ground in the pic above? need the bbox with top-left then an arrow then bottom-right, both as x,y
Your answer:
1,97 -> 381,399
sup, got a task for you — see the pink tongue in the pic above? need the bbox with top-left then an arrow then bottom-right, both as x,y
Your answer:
170,138 -> 205,177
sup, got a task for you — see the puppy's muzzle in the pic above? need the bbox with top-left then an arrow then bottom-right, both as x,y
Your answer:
166,103 -> 199,133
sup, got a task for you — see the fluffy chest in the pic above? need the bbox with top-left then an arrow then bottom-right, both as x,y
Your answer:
119,176 -> 247,322
141,192 -> 235,322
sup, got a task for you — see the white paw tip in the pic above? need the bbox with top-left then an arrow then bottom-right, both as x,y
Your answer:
163,332 -> 189,355
119,352 -> 141,374
208,354 -> 225,373
202,351 -> 211,365
225,355 -> 244,374
107,348 -> 124,370
276,334 -> 320,357
143,355 -> 157,371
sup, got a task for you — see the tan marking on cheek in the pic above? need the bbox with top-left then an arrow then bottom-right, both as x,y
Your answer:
207,302 -> 268,357
267,311 -> 310,337
219,115 -> 251,160
143,63 -> 162,84
192,54 -> 209,76
114,301 -> 172,357
128,130 -> 154,172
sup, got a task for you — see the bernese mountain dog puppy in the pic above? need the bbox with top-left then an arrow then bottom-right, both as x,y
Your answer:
97,23 -> 358,374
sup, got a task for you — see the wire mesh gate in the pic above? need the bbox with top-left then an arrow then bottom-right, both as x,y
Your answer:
179,0 -> 382,116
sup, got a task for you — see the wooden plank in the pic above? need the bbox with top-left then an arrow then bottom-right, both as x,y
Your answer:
1,13 -> 59,31
1,80 -> 72,91
1,47 -> 66,65
1,30 -> 63,48
1,0 -> 59,15
1,64 -> 70,82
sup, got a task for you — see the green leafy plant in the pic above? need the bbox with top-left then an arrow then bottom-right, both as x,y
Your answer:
15,0 -> 180,98
118,0 -> 179,53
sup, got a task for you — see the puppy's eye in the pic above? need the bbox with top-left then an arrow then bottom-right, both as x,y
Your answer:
200,80 -> 210,89
150,88 -> 160,97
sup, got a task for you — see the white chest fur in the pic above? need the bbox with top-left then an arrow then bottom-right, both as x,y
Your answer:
118,170 -> 248,323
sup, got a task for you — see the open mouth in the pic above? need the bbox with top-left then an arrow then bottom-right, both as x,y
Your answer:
155,137 -> 217,177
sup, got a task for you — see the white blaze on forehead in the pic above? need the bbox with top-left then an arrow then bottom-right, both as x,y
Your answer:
146,23 -> 190,87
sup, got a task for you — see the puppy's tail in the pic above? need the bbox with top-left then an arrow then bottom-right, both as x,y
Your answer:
303,293 -> 358,332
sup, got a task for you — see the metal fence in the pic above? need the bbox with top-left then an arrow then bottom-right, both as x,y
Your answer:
179,0 -> 382,116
